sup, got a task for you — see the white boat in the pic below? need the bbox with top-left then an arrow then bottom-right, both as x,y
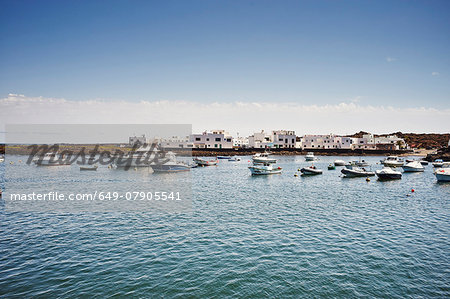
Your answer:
435,163 -> 450,182
0,155 -> 4,163
334,159 -> 345,166
381,156 -> 404,167
113,145 -> 157,168
228,156 -> 241,162
432,159 -> 444,167
252,152 -> 277,164
249,162 -> 282,175
34,152 -> 71,166
152,152 -> 190,172
300,166 -> 323,175
402,161 -> 425,172
341,167 -> 375,178
305,152 -> 316,161
376,167 -> 402,180
194,157 -> 218,166
80,164 -> 98,171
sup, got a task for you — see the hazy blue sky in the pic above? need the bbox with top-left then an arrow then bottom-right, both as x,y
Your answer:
1,0 -> 449,108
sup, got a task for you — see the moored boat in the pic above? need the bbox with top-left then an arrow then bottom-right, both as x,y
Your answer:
194,157 -> 218,167
341,167 -> 375,178
248,162 -> 282,175
80,164 -> 98,171
432,159 -> 444,167
252,152 -> 277,164
420,160 -> 429,166
152,152 -> 190,172
334,159 -> 345,166
300,165 -> 323,175
328,164 -> 336,170
402,161 -> 425,172
0,155 -> 4,163
376,167 -> 402,180
381,156 -> 404,167
217,156 -> 231,160
305,152 -> 316,161
435,163 -> 450,182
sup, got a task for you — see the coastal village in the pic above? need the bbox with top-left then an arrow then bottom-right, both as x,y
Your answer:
132,130 -> 410,151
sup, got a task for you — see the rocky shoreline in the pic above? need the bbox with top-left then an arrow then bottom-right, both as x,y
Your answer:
425,146 -> 450,162
0,143 -> 427,158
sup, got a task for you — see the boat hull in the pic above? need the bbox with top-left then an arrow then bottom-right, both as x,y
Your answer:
248,166 -> 282,175
402,166 -> 424,172
436,172 -> 450,182
300,168 -> 322,175
334,160 -> 345,166
376,173 -> 402,180
341,168 -> 375,177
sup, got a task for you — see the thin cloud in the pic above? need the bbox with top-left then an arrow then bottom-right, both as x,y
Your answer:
386,57 -> 397,63
432,72 -> 440,76
1,94 -> 449,140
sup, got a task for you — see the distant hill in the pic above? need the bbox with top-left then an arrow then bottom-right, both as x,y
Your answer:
347,131 -> 450,149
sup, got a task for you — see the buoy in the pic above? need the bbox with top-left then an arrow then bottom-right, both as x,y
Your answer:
298,168 -> 301,171
411,189 -> 415,193
294,174 -> 298,177
366,177 -> 370,182
134,167 -> 137,171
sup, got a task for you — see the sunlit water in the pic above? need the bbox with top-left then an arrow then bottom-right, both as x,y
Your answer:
1,155 -> 449,297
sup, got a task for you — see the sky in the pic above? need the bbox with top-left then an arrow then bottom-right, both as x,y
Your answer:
0,0 -> 449,138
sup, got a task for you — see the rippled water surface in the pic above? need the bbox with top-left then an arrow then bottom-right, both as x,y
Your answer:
1,155 -> 449,297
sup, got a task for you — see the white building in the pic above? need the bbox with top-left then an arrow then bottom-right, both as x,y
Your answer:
129,134 -> 149,146
272,130 -> 296,148
158,136 -> 194,149
302,134 -> 347,149
233,136 -> 249,148
248,130 -> 273,148
190,130 -> 233,149
374,135 -> 408,149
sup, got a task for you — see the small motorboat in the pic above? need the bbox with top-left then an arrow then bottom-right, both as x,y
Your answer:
381,156 -> 404,167
305,152 -> 316,161
402,161 -> 425,172
80,164 -> 98,171
217,156 -> 231,160
376,167 -> 402,180
420,160 -> 429,166
252,152 -> 277,164
0,155 -> 4,163
341,167 -> 375,178
152,152 -> 190,172
248,162 -> 282,175
328,164 -> 336,170
435,163 -> 450,182
194,157 -> 218,167
228,156 -> 241,162
334,160 -> 345,166
432,159 -> 444,167
300,165 -> 323,175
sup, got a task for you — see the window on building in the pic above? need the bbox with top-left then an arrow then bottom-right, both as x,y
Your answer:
214,144 -> 218,148
215,138 -> 221,142
195,137 -> 201,141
